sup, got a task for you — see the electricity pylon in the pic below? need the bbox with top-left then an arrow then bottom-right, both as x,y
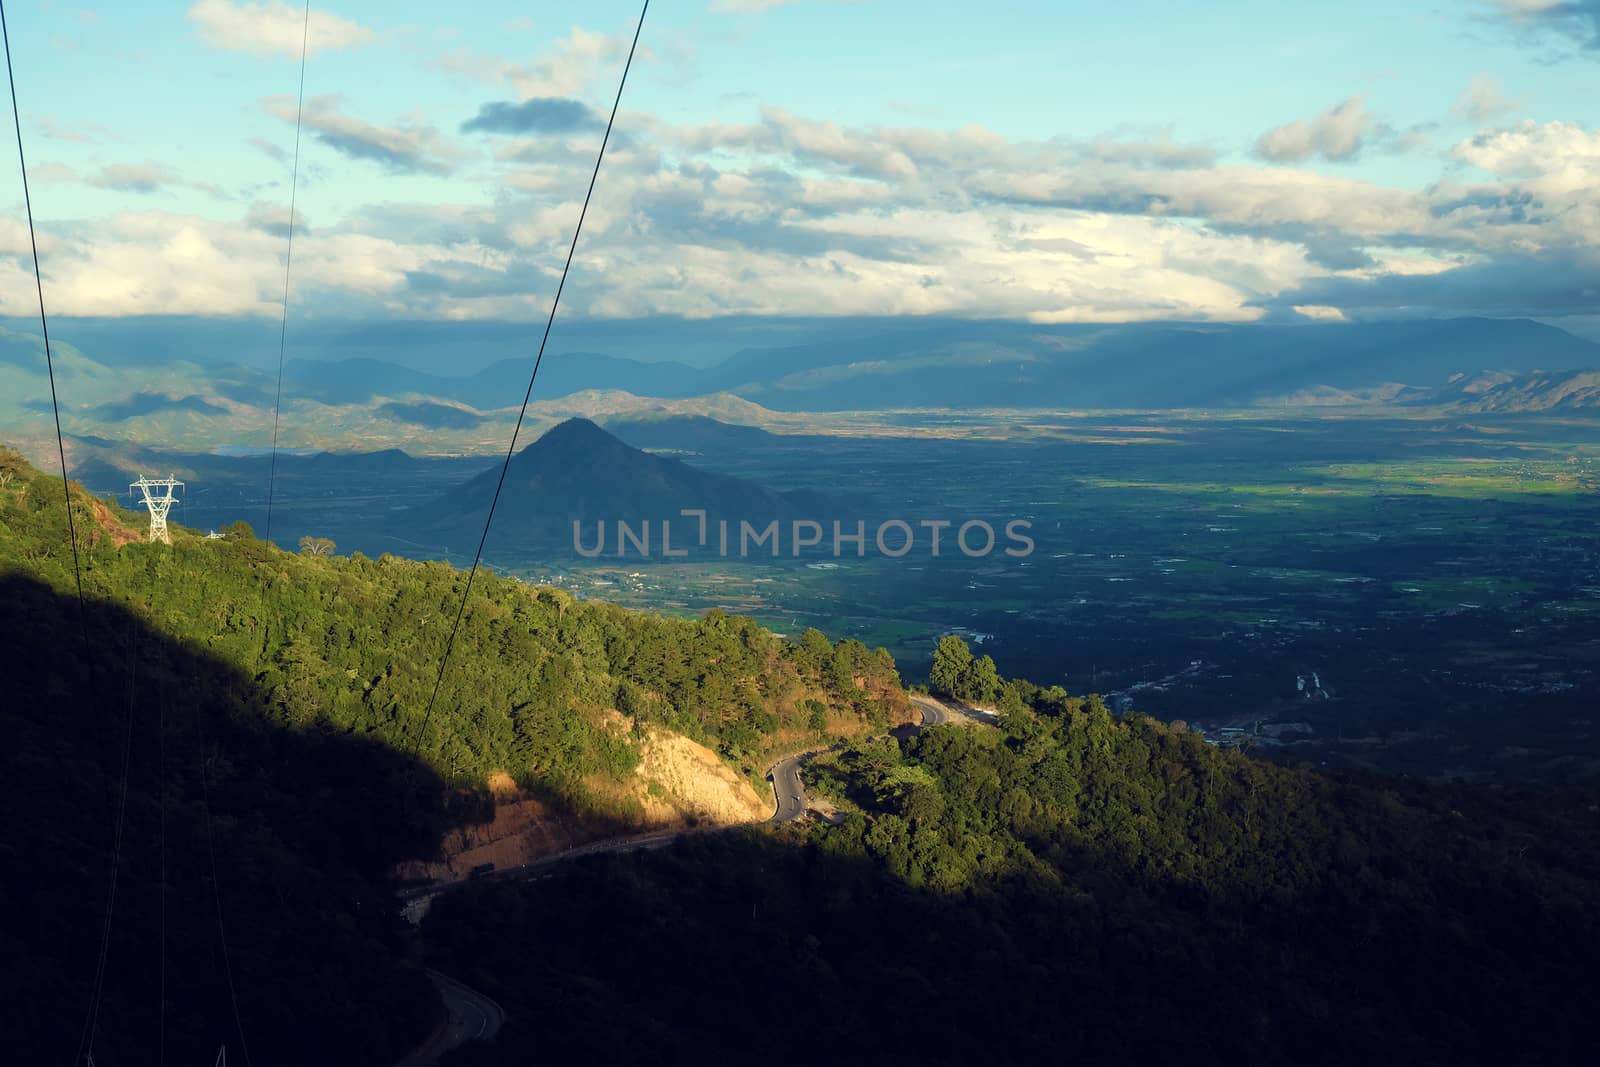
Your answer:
129,475 -> 185,544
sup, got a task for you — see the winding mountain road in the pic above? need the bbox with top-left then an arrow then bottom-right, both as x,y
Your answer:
770,693 -> 985,821
909,692 -> 1000,726
394,970 -> 505,1067
398,691 -> 981,1063
770,752 -> 810,823
402,694 -> 974,910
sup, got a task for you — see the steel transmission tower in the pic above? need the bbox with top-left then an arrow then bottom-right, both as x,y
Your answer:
129,475 -> 184,544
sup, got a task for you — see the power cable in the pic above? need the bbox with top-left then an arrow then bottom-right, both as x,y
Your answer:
196,684 -> 255,1067
74,618 -> 141,1066
157,677 -> 168,1067
1,0 -> 88,643
0,9 -> 150,1064
263,1 -> 312,547
200,8 -> 305,1056
407,0 -> 650,765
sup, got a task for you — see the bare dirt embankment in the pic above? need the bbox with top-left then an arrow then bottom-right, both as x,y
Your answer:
396,772 -> 582,882
634,727 -> 768,826
89,499 -> 143,547
396,725 -> 767,882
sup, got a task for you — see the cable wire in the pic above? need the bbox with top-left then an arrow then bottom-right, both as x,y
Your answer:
74,618 -> 141,1066
1,0 -> 88,644
408,0 -> 650,765
263,1 -> 312,546
197,691 -> 255,1067
0,9 -> 146,1064
157,679 -> 168,1067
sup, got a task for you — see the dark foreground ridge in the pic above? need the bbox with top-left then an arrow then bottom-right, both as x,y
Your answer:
421,693 -> 1600,1067
7,447 -> 1600,1066
0,573 -> 448,1065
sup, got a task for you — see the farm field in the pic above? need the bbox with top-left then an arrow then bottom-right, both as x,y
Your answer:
510,412 -> 1600,782
140,408 -> 1600,783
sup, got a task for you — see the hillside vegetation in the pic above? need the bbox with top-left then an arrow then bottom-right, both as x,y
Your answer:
1,445 -> 905,827
13,439 -> 1600,1064
1,561 -> 446,1064
425,677 -> 1600,1066
0,442 -> 907,1063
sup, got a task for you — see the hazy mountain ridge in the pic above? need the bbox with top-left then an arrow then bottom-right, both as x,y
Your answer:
288,317 -> 1600,413
600,413 -> 783,453
6,319 -> 1599,456
1430,368 -> 1600,412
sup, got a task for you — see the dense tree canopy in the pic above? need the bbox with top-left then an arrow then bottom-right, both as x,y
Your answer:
11,445 -> 1600,1065
0,445 -> 909,1064
0,449 -> 905,828
929,633 -> 1002,703
425,674 -> 1600,1066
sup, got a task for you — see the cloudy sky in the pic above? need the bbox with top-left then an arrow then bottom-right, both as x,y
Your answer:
2,0 -> 1599,337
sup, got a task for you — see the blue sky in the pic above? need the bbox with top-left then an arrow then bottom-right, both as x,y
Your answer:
3,0 -> 1600,338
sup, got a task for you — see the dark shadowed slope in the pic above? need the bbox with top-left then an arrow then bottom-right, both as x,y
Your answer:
422,698 -> 1600,1067
0,574 -> 448,1066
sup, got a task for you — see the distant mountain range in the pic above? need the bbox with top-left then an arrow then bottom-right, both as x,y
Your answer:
601,413 -> 783,453
5,317 -> 1599,455
1422,369 -> 1600,413
281,352 -> 699,409
281,317 -> 1600,413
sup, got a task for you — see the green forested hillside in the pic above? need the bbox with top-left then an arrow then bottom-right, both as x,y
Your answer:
423,676 -> 1600,1066
0,444 -> 901,1065
12,439 -> 1600,1066
1,446 -> 904,809
0,564 -> 447,1065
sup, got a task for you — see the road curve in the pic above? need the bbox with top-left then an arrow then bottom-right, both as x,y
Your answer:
395,969 -> 506,1067
396,690 -> 990,1062
768,693 -> 970,825
403,694 -> 986,918
909,694 -> 951,726
769,753 -> 810,823
909,692 -> 1000,726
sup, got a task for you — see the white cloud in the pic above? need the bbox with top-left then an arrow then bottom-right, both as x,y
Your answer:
1444,122 -> 1600,259
29,163 -> 79,187
264,95 -> 462,175
9,61 -> 1600,329
1478,0 -> 1600,49
1255,97 -> 1373,163
87,163 -> 181,194
1484,0 -> 1561,13
437,26 -> 644,99
1452,119 -> 1600,178
970,164 -> 1431,241
187,0 -> 373,60
1452,74 -> 1524,122
761,107 -> 919,181
0,210 -> 481,318
1293,304 -> 1348,321
1491,0 -> 1563,10
508,26 -> 634,98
